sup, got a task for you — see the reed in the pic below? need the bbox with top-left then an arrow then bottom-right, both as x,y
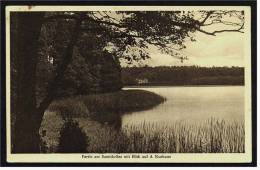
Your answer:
43,102 -> 244,153
88,118 -> 244,153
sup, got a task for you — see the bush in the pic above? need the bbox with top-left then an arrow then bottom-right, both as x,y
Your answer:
57,120 -> 89,153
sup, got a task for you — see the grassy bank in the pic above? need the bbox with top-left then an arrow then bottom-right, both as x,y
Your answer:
48,89 -> 165,119
79,90 -> 165,113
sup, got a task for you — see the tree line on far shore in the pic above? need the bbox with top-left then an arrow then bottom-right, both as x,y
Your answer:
122,66 -> 244,86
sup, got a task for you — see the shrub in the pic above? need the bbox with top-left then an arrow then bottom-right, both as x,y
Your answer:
57,120 -> 89,153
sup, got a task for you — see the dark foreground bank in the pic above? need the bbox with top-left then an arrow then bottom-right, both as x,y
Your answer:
48,89 -> 165,119
40,89 -> 165,152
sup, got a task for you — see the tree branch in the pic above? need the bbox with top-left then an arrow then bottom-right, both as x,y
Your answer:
199,11 -> 214,25
197,23 -> 244,36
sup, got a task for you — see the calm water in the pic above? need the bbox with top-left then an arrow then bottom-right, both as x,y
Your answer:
122,86 -> 244,127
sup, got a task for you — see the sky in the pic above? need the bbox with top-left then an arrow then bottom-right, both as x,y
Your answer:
138,31 -> 245,67
117,12 -> 245,68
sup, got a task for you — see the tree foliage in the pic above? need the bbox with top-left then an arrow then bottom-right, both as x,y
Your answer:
45,10 -> 244,63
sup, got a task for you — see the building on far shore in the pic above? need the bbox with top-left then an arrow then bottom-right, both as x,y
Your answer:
136,78 -> 149,84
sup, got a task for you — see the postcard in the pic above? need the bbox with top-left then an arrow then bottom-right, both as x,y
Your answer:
1,1 -> 257,166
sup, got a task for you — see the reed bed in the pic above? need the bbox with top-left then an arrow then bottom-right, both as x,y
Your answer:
120,118 -> 244,153
41,110 -> 244,153
86,118 -> 244,153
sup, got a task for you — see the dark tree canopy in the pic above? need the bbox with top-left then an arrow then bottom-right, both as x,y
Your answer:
45,10 -> 244,63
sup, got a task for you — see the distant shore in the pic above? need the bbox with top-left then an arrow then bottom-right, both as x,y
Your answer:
122,66 -> 244,86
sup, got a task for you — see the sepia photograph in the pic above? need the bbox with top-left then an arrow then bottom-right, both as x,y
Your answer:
1,2 -> 256,166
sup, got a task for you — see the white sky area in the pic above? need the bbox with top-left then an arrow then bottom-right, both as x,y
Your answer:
138,31 -> 244,67
120,31 -> 244,67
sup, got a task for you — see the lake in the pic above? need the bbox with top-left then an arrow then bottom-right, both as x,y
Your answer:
122,86 -> 244,128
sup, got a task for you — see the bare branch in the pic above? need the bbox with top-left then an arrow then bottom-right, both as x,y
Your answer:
197,23 -> 244,36
201,19 -> 221,26
87,15 -> 124,28
202,19 -> 243,27
199,11 -> 214,25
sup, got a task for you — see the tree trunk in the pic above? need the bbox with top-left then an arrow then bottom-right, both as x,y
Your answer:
12,12 -> 45,153
12,13 -> 83,153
